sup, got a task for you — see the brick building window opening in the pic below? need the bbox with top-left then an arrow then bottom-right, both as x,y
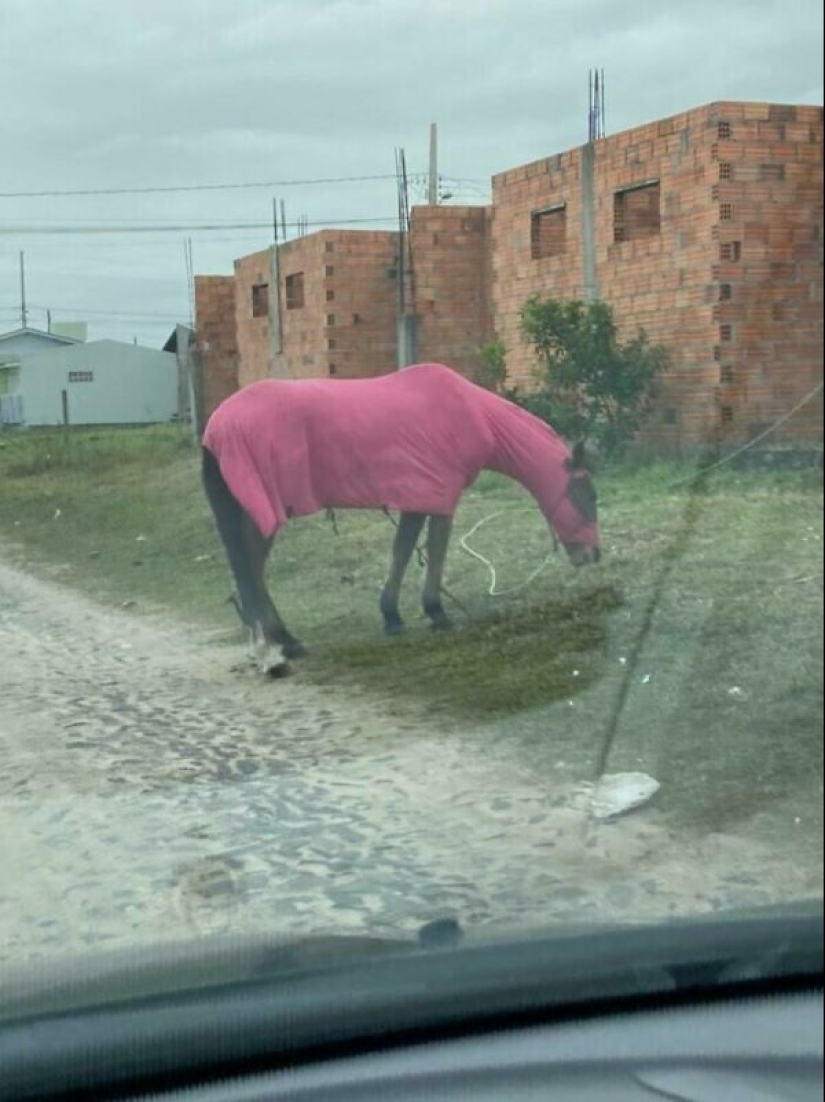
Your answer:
720,365 -> 736,385
68,370 -> 93,383
326,314 -> 336,327
760,163 -> 786,182
718,121 -> 732,140
329,364 -> 338,376
326,289 -> 335,302
613,181 -> 661,243
720,203 -> 734,222
719,283 -> 733,301
325,265 -> 335,278
720,323 -> 733,342
720,241 -> 742,262
719,162 -> 734,181
721,406 -> 735,425
251,283 -> 269,318
285,272 -> 305,310
325,241 -> 335,254
530,204 -> 567,259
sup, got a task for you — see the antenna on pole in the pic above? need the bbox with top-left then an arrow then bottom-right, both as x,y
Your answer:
588,69 -> 605,141
20,251 -> 28,329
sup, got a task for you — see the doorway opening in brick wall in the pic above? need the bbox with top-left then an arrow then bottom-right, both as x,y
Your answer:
614,180 -> 661,243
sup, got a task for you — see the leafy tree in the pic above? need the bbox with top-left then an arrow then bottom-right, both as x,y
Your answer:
516,297 -> 669,458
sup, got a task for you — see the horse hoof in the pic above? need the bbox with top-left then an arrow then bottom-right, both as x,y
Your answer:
261,644 -> 289,677
384,619 -> 406,637
283,639 -> 308,660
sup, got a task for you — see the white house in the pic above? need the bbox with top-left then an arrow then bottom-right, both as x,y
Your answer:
0,328 -> 179,427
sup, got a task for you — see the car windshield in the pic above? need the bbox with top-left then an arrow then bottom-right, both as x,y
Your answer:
0,0 -> 822,998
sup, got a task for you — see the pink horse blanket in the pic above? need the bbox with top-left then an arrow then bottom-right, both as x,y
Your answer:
203,363 -> 597,548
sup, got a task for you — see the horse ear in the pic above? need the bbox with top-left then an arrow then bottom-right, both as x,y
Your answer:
568,439 -> 589,472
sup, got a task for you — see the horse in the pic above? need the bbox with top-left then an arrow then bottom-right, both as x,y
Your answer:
202,362 -> 601,675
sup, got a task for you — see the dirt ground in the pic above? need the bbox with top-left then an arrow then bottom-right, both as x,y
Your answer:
1,556 -> 821,964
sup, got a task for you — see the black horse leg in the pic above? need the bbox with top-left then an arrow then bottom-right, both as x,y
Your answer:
380,512 -> 426,634
422,515 -> 454,630
203,449 -> 265,639
241,515 -> 307,661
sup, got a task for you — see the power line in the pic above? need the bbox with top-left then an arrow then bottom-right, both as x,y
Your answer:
0,173 -> 488,201
0,174 -> 403,199
0,216 -> 399,236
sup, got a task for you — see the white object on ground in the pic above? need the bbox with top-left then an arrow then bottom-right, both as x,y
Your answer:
591,772 -> 660,820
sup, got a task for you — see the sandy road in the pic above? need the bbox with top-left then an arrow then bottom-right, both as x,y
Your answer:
0,557 -> 819,963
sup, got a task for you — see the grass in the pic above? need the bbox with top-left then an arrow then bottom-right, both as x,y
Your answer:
1,425 -> 823,838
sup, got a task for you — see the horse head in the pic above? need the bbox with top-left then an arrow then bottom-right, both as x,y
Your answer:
558,440 -> 602,567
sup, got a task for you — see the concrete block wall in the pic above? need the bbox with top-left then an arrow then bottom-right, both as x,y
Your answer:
410,205 -> 493,378
193,275 -> 239,419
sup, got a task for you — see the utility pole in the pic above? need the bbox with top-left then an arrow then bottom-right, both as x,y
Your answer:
269,197 -> 286,378
428,123 -> 438,205
19,252 -> 28,328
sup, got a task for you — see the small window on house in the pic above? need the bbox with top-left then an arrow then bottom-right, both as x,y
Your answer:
285,272 -> 305,310
325,265 -> 335,278
720,365 -> 735,384
326,289 -> 335,302
530,204 -> 567,259
329,364 -> 338,376
719,162 -> 734,181
720,323 -> 733,342
720,203 -> 734,222
326,314 -> 335,326
614,181 -> 661,243
719,283 -> 732,301
68,370 -> 93,383
721,405 -> 735,424
718,121 -> 732,140
327,338 -> 336,351
325,241 -> 335,254
720,241 -> 742,262
251,283 -> 269,318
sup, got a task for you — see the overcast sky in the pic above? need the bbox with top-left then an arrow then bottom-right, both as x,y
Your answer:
0,0 -> 822,348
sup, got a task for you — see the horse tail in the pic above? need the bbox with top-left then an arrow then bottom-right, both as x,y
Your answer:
202,447 -> 255,627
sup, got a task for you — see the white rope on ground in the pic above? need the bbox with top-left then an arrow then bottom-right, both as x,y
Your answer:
459,510 -> 556,597
668,380 -> 824,490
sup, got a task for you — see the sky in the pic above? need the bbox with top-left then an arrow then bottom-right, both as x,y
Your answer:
0,0 -> 822,348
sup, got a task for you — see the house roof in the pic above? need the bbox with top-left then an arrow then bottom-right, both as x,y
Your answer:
0,326 -> 81,346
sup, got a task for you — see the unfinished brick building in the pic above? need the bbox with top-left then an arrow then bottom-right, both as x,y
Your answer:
491,100 -> 823,448
195,99 -> 822,450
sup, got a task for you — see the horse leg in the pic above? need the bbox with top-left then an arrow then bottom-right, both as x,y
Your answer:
422,515 -> 454,631
241,515 -> 307,666
203,448 -> 267,651
380,512 -> 426,635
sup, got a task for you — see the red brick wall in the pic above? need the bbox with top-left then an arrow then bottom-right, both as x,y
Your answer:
318,230 -> 398,379
194,275 -> 239,419
411,205 -> 493,379
711,102 -> 824,444
278,235 -> 327,379
233,249 -> 272,389
490,101 -> 823,449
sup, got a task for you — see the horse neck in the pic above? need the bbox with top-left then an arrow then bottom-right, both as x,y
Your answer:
485,401 -> 570,519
